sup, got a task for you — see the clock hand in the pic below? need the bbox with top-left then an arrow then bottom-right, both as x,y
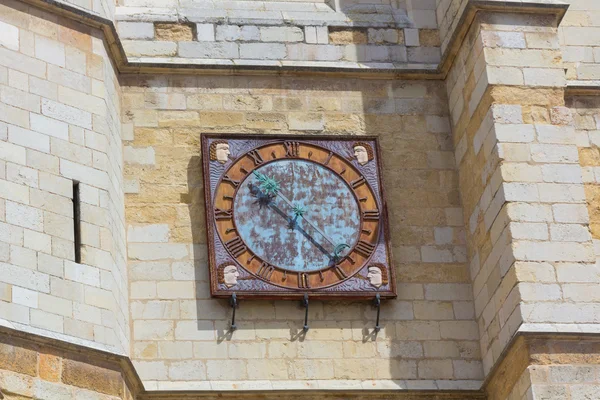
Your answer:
265,202 -> 333,259
252,171 -> 349,261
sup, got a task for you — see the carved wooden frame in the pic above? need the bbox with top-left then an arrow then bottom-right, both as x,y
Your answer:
202,133 -> 397,300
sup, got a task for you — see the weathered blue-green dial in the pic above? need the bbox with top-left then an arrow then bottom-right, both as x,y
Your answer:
234,160 -> 360,272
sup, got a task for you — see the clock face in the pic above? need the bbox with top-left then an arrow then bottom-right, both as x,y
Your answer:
202,135 -> 396,299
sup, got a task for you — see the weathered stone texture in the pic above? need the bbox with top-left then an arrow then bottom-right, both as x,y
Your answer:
0,3 -> 129,355
446,9 -> 599,381
121,73 -> 480,386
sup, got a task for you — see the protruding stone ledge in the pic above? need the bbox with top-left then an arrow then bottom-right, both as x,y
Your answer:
14,0 -> 571,78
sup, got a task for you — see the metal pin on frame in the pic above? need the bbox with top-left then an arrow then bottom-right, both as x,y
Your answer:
230,293 -> 238,331
302,293 -> 309,332
373,293 -> 381,333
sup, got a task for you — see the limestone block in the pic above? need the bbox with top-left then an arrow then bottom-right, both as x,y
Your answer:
38,293 -> 73,317
30,114 -> 69,141
287,44 -> 343,61
58,86 -> 106,117
514,241 -> 594,262
6,201 -> 42,231
0,20 -> 19,51
169,360 -> 206,380
124,146 -> 156,165
41,98 -> 92,129
288,112 -> 324,131
531,144 -> 579,163
8,126 -> 49,153
117,22 -> 154,39
523,68 -> 566,87
34,35 -> 65,67
134,320 -> 174,340
229,342 -> 267,359
260,26 -> 303,42
130,281 -> 156,299
541,165 -> 583,184
555,263 -> 600,283
425,284 -> 471,301
0,140 -> 26,165
73,302 -> 102,324
156,281 -> 194,299
12,286 -> 38,308
418,360 -> 453,379
196,23 -> 215,41
62,358 -> 123,397
122,41 -> 177,57
65,260 -> 100,287
30,308 -> 63,332
404,28 -> 419,46
128,243 -> 188,260
481,31 -> 525,48
247,359 -> 288,380
239,43 -> 285,60
24,229 -> 51,254
538,183 -> 585,203
179,42 -> 239,59
84,286 -> 114,310
396,321 -> 441,340
439,321 -> 479,340
329,28 -> 367,44
0,179 -> 29,204
0,47 -> 46,79
47,64 -> 90,94
305,26 -> 317,44
175,320 -> 215,340
292,360 -> 334,380
419,29 -> 440,47
216,25 -> 259,42
206,360 -> 247,380
2,85 -> 40,113
509,222 -> 548,240
155,23 -> 194,41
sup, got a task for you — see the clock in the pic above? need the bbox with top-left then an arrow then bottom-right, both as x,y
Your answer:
202,134 -> 396,300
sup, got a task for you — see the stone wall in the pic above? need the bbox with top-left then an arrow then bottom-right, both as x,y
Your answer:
114,0 -> 440,68
446,8 -> 599,378
486,335 -> 600,400
0,328 -> 137,399
121,75 -> 483,389
561,0 -> 600,81
0,0 -> 129,355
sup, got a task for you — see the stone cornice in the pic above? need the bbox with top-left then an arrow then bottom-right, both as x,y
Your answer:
15,0 -> 569,79
5,322 -> 600,398
0,323 -> 486,398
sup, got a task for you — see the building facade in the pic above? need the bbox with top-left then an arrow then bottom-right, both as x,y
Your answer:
0,0 -> 600,398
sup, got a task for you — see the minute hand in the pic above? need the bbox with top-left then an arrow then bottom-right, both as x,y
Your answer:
274,190 -> 337,248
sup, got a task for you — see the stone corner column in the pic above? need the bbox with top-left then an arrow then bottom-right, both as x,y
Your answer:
446,4 -> 599,398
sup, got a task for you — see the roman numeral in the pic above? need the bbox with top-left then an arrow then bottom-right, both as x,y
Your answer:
257,262 -> 275,280
247,150 -> 264,166
298,272 -> 310,289
215,208 -> 232,220
224,237 -> 246,257
323,151 -> 333,166
333,265 -> 347,279
351,177 -> 366,189
284,142 -> 300,158
223,175 -> 240,188
355,240 -> 376,257
363,210 -> 380,221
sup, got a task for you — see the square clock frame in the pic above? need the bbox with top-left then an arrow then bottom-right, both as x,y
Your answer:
202,134 -> 396,300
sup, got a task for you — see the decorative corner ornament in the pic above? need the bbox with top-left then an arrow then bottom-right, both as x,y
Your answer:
202,134 -> 396,300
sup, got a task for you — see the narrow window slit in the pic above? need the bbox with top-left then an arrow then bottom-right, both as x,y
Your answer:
73,181 -> 81,263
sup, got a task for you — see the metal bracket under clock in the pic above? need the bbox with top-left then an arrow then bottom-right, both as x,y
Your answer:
373,293 -> 381,333
229,293 -> 238,331
228,292 -> 383,334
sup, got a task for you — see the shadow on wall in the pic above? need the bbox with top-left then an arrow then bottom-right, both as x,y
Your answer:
172,72 -> 481,381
